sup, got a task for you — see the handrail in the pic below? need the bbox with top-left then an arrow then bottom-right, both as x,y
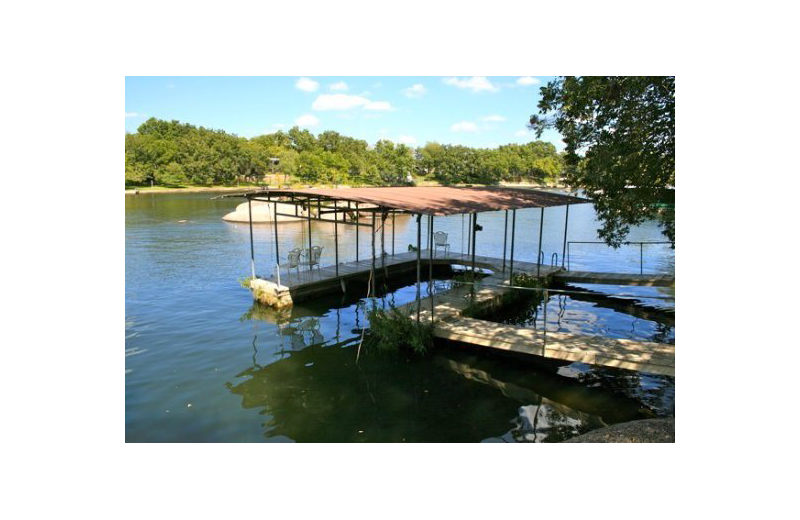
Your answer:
551,252 -> 558,266
566,241 -> 672,275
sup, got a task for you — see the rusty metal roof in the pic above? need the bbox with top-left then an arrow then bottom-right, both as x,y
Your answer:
248,186 -> 588,216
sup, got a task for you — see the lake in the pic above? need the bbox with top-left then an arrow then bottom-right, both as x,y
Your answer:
125,191 -> 675,442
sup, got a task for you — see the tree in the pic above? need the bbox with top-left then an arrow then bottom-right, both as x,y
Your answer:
530,76 -> 675,247
124,117 -> 565,190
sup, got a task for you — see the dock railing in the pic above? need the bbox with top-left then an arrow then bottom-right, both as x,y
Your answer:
566,241 -> 673,274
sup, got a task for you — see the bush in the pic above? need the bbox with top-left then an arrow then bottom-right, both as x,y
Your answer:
462,272 -> 549,324
364,305 -> 433,355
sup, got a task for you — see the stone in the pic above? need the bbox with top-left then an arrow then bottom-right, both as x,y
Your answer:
222,200 -> 309,223
564,418 -> 674,443
249,278 -> 293,308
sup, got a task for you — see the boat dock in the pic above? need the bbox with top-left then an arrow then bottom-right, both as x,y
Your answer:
265,250 -> 675,301
236,187 -> 674,376
263,250 -> 675,376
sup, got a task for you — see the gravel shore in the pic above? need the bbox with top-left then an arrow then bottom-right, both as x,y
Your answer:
565,418 -> 674,443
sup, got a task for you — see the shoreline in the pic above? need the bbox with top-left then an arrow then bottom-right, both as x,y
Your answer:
125,181 -> 570,195
125,186 -> 262,195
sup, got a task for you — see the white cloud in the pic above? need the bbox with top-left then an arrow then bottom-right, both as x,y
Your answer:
481,115 -> 506,122
397,135 -> 418,145
125,112 -> 140,118
451,121 -> 478,132
312,94 -> 394,111
295,77 -> 319,92
364,100 -> 393,111
515,129 -> 530,136
516,76 -> 540,86
295,114 -> 319,127
443,76 -> 498,93
313,94 -> 368,110
403,83 -> 427,98
329,81 -> 348,92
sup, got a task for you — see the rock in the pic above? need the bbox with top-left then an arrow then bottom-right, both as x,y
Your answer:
250,278 -> 293,308
222,200 -> 309,223
564,418 -> 674,443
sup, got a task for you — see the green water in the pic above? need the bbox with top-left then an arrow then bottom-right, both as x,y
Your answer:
126,192 -> 675,442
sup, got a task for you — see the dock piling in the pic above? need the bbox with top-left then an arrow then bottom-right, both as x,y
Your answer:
502,210 -> 508,272
537,207 -> 544,278
334,200 -> 339,277
416,214 -> 421,323
471,213 -> 477,277
371,210 -> 376,296
273,200 -> 281,285
248,198 -> 255,279
561,204 -> 570,268
509,209 -> 516,282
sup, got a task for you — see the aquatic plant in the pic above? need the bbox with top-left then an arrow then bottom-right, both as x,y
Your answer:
451,270 -> 487,284
462,272 -> 549,323
238,276 -> 255,289
364,305 -> 433,355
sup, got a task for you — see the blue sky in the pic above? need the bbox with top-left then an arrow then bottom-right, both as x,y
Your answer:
125,76 -> 563,150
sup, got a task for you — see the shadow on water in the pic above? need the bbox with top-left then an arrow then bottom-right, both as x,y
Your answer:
227,294 -> 663,442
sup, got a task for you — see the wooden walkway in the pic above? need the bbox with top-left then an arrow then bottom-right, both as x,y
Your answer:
266,250 -> 563,302
553,270 -> 675,287
263,251 -> 674,375
395,266 -> 675,376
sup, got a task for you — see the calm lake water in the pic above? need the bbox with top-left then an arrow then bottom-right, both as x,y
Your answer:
126,191 -> 675,442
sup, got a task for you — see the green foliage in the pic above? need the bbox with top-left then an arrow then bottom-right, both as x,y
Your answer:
462,272 -> 548,323
416,141 -> 563,186
238,276 -> 254,289
364,305 -> 434,355
511,272 -> 545,288
530,76 -> 675,247
451,270 -> 486,284
125,118 -> 564,189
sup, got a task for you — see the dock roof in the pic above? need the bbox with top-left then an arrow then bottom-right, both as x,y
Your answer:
248,186 -> 588,216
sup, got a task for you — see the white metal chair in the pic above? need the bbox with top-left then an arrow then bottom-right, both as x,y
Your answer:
433,231 -> 450,257
285,248 -> 302,276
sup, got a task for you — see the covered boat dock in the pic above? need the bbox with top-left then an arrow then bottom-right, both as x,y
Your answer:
230,186 -> 674,375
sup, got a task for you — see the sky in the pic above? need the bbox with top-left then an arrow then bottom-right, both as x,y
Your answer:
125,76 -> 563,150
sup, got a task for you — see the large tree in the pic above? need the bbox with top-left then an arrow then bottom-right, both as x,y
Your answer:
530,76 -> 675,247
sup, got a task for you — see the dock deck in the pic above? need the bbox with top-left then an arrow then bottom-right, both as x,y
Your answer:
553,270 -> 675,287
263,251 -> 674,376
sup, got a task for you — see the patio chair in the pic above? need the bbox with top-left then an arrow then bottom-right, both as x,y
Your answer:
301,245 -> 323,271
433,231 -> 450,257
285,248 -> 302,277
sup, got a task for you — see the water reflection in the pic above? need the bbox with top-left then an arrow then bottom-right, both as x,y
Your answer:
127,193 -> 676,442
228,298 -> 661,442
482,284 -> 675,345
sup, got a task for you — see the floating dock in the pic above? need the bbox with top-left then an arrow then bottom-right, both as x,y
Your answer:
263,251 -> 675,376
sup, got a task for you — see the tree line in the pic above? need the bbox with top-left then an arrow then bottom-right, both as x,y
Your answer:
125,118 -> 565,187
